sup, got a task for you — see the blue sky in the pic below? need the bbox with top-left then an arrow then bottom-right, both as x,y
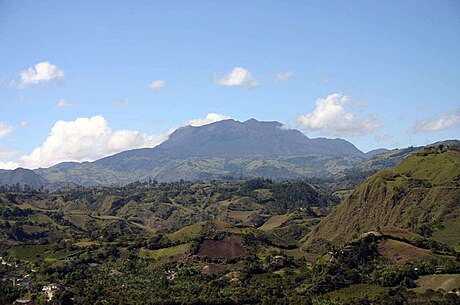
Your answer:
0,1 -> 459,169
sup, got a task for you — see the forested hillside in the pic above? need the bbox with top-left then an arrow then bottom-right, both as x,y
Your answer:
1,147 -> 459,304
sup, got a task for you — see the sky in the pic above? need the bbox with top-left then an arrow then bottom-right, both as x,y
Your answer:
0,0 -> 459,169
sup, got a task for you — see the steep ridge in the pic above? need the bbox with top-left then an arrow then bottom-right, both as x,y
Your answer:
0,168 -> 48,189
304,145 -> 460,249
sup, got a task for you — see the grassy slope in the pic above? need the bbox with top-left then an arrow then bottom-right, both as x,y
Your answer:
413,274 -> 460,293
139,243 -> 190,260
259,214 -> 290,231
303,147 -> 460,249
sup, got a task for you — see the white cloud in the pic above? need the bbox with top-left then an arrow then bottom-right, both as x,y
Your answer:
0,147 -> 20,170
188,113 -> 232,127
275,70 -> 293,83
20,121 -> 28,128
57,98 -> 76,108
0,161 -> 19,170
375,134 -> 392,142
149,80 -> 166,90
411,109 -> 460,133
0,147 -> 18,160
296,93 -> 381,136
19,61 -> 64,86
0,122 -> 14,138
8,115 -> 168,169
215,67 -> 258,87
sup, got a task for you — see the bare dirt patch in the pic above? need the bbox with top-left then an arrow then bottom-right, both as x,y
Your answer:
197,236 -> 245,259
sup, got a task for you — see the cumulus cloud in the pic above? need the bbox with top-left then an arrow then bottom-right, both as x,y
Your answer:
57,98 -> 76,108
275,70 -> 293,83
0,161 -> 19,170
0,122 -> 14,138
187,113 -> 232,127
215,67 -> 258,87
375,134 -> 392,142
8,115 -> 168,169
0,147 -> 20,170
149,80 -> 166,90
20,121 -> 29,128
296,93 -> 381,136
0,147 -> 18,160
19,61 -> 64,86
411,109 -> 460,133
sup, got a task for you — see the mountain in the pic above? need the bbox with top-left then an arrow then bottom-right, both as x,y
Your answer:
95,119 -> 366,170
0,168 -> 48,189
303,145 -> 460,249
365,148 -> 390,158
35,119 -> 368,185
3,119 -> 458,187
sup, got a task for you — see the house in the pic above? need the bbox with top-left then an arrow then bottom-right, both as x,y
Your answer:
165,270 -> 176,281
42,283 -> 61,301
271,255 -> 285,267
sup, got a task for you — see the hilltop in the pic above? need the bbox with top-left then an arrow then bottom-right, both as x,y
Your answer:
304,145 -> 460,249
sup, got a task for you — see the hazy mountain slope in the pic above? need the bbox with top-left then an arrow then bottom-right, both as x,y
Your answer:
0,168 -> 48,188
94,119 -> 366,172
34,119 -> 367,185
304,145 -> 460,248
35,162 -> 131,187
365,148 -> 390,158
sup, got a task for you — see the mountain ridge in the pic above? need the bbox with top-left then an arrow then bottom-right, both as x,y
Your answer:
1,119 -> 458,187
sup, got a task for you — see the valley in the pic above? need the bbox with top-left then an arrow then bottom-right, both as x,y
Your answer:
0,145 -> 459,304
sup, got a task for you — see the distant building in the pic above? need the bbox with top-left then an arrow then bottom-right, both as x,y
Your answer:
271,255 -> 285,267
42,283 -> 61,301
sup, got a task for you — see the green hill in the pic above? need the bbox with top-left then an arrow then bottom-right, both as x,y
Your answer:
304,145 -> 460,250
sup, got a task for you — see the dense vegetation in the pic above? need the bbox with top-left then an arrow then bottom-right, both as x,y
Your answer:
0,146 -> 459,304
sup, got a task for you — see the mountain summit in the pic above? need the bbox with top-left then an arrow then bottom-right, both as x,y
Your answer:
10,119 -> 371,185
96,119 -> 365,166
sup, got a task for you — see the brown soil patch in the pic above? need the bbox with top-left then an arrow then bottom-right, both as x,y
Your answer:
197,236 -> 245,259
